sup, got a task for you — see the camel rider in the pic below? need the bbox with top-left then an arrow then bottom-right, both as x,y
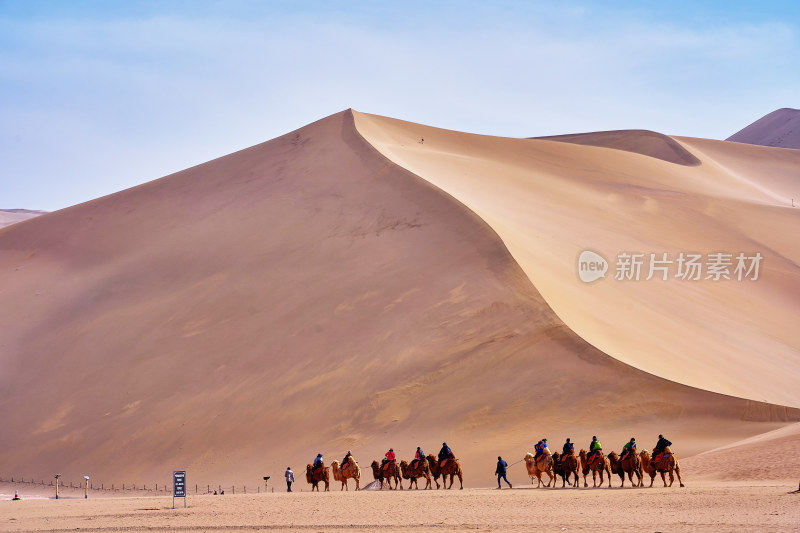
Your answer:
382,448 -> 396,467
652,434 -> 672,461
438,442 -> 452,467
313,453 -> 324,470
411,446 -> 424,468
342,450 -> 353,470
587,436 -> 602,461
620,438 -> 636,461
534,438 -> 548,461
562,438 -> 574,456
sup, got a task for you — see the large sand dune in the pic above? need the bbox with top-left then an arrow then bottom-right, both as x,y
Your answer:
1,110 -> 798,490
354,111 -> 800,408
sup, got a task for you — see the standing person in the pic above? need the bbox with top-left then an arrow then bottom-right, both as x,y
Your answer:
285,467 -> 294,492
495,456 -> 512,489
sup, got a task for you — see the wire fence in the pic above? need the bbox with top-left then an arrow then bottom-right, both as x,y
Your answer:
0,476 -> 273,495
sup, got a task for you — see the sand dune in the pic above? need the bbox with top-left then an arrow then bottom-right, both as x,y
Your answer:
535,130 -> 701,166
354,111 -> 800,407
0,110 -> 798,491
0,209 -> 46,228
727,108 -> 800,149
683,422 -> 800,481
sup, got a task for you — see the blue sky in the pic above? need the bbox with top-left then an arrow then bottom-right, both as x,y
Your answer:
1,1 -> 798,211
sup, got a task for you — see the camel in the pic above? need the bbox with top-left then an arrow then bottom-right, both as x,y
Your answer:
524,450 -> 555,488
331,457 -> 361,491
426,454 -> 442,489
608,448 -> 643,487
399,457 -> 433,490
305,463 -> 330,492
370,459 -> 402,490
578,449 -> 612,488
641,448 -> 684,487
558,451 -> 580,488
438,454 -> 463,490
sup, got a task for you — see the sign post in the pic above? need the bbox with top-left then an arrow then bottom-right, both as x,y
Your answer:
172,471 -> 186,509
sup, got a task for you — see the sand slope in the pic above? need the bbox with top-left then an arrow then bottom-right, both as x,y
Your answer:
0,110 -> 797,491
354,111 -> 800,408
727,108 -> 800,149
0,209 -> 47,228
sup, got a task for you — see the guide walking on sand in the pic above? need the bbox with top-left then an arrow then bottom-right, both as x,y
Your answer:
495,456 -> 512,489
285,467 -> 294,492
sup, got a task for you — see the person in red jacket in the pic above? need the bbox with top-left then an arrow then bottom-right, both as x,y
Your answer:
382,448 -> 396,468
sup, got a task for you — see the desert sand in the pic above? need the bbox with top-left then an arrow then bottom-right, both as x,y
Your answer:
1,109 -> 798,508
2,482 -> 799,533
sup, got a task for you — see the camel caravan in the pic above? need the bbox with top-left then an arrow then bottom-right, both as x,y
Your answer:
305,435 -> 682,492
306,444 -> 464,491
523,435 -> 683,489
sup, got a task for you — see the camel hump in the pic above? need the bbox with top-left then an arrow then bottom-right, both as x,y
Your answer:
663,446 -> 672,454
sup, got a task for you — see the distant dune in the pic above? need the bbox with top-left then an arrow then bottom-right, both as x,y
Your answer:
535,130 -> 701,166
0,209 -> 47,228
0,110 -> 798,490
727,108 -> 800,149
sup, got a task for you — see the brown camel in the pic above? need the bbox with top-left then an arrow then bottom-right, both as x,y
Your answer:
559,451 -> 580,488
331,457 -> 361,491
578,449 -> 612,488
608,448 -> 643,488
426,454 -> 442,489
305,463 -> 330,492
524,451 -> 555,488
438,454 -> 463,490
370,459 -> 402,490
400,457 -> 433,490
641,448 -> 684,487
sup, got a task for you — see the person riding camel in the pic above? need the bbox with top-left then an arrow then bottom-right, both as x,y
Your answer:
652,434 -> 672,462
562,438 -> 574,456
620,438 -> 636,461
313,453 -> 324,471
438,442 -> 452,467
587,436 -> 602,463
411,446 -> 424,469
341,450 -> 353,472
534,438 -> 548,461
381,448 -> 395,469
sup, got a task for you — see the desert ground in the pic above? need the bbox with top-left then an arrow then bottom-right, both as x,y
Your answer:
3,480 -> 799,533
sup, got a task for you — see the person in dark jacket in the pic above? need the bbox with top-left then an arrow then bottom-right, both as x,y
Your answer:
313,453 -> 323,469
438,443 -> 452,466
495,456 -> 512,489
562,438 -> 574,456
652,435 -> 672,460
